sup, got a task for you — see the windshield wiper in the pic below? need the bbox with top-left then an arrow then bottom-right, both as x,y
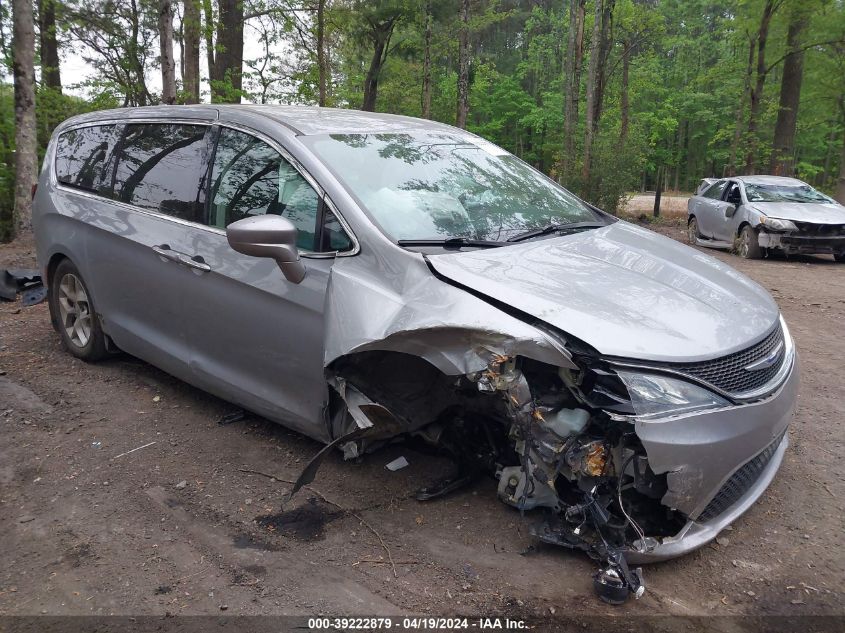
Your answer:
397,237 -> 506,249
506,221 -> 607,243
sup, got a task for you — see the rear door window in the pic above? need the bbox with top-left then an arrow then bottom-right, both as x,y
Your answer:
55,125 -> 116,194
702,180 -> 727,200
112,123 -> 208,222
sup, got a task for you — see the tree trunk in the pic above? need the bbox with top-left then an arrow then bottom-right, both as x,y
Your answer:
591,0 -> 614,127
619,39 -> 630,146
837,103 -> 845,204
581,0 -> 605,188
12,0 -> 37,236
159,0 -> 177,104
728,35 -> 755,176
202,0 -> 216,90
38,0 -> 61,92
744,0 -> 776,174
183,0 -> 201,103
836,125 -> 845,204
362,18 -> 396,112
362,39 -> 386,111
456,0 -> 470,128
211,0 -> 244,103
317,0 -> 327,106
126,0 -> 151,105
821,118 -> 838,186
770,8 -> 809,175
421,0 -> 432,118
562,0 -> 585,181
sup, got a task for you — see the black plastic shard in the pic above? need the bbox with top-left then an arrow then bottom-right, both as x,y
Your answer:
1,268 -> 42,302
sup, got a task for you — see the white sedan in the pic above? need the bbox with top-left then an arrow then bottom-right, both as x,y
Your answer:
687,175 -> 845,260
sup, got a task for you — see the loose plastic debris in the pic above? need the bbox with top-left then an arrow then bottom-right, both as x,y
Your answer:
385,456 -> 409,471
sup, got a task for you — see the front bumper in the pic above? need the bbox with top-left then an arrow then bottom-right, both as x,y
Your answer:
758,231 -> 845,255
628,351 -> 798,563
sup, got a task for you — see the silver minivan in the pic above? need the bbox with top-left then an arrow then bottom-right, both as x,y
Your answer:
33,106 -> 798,602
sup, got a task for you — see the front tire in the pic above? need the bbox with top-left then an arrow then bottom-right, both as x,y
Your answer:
834,253 -> 845,263
737,225 -> 762,259
49,259 -> 108,361
687,217 -> 700,245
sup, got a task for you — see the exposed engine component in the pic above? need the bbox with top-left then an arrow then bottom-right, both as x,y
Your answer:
291,350 -> 688,604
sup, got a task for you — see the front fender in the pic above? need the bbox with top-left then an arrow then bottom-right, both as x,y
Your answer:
323,253 -> 576,375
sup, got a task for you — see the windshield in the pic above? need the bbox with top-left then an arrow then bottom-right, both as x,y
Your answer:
304,132 -> 600,242
745,183 -> 832,204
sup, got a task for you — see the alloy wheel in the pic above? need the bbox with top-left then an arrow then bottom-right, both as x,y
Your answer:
739,231 -> 750,258
58,273 -> 93,348
687,219 -> 698,244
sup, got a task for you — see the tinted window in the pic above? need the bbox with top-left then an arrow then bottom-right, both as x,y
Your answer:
320,209 -> 353,252
702,180 -> 727,199
55,125 -> 115,193
209,128 -> 326,251
113,123 -> 207,222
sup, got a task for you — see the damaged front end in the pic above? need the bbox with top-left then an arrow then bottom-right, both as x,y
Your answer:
318,345 -> 694,603
290,254 -> 795,604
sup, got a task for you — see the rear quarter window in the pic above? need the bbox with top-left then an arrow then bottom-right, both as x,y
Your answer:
702,180 -> 727,199
55,125 -> 116,193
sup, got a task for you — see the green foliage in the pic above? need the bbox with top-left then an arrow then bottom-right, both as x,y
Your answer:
3,0 -> 844,239
0,85 -> 107,241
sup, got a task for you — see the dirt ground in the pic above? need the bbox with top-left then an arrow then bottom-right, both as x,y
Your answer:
622,193 -> 690,217
1,227 -> 843,625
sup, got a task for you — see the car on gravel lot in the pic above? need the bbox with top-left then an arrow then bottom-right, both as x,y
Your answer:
687,175 -> 845,260
32,105 -> 798,602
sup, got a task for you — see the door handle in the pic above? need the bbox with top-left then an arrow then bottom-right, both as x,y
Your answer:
178,253 -> 211,272
152,244 -> 182,263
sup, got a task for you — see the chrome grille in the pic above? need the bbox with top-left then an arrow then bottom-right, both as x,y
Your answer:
667,324 -> 785,396
697,429 -> 786,522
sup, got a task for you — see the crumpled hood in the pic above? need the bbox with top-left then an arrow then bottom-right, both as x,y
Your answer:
750,201 -> 845,224
427,222 -> 780,363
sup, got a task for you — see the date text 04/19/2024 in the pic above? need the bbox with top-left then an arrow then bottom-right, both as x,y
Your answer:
307,617 -> 528,630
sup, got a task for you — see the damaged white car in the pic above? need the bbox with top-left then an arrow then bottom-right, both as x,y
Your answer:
33,106 -> 798,604
687,175 -> 845,260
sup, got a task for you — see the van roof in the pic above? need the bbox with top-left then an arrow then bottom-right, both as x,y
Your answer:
62,104 -> 457,137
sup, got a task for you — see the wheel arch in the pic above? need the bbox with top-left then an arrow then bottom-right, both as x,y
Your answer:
736,220 -> 753,237
46,251 -> 71,287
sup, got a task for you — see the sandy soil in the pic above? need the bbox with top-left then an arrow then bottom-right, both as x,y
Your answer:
621,193 -> 690,218
1,228 -> 843,623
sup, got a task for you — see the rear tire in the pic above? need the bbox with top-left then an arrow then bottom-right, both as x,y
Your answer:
835,253 -> 845,263
49,259 -> 108,361
686,217 -> 700,245
737,225 -> 762,259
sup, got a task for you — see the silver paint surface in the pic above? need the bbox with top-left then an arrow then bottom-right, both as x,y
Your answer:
428,222 -> 779,362
32,105 -> 800,561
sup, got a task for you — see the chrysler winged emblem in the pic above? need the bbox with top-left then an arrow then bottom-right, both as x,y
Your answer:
744,341 -> 784,372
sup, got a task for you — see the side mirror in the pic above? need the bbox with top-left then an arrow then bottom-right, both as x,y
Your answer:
725,204 -> 737,218
226,215 -> 306,284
